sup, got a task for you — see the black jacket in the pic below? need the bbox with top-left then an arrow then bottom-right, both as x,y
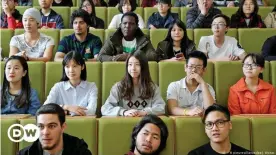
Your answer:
18,133 -> 92,155
262,35 -> 276,61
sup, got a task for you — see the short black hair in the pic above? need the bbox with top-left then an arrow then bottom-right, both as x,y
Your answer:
118,0 -> 137,13
202,104 -> 230,124
212,14 -> 230,27
157,0 -> 171,5
130,115 -> 168,154
71,9 -> 92,32
186,51 -> 208,68
36,103 -> 66,126
121,12 -> 139,25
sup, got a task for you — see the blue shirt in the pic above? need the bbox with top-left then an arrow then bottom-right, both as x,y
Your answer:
1,88 -> 41,116
147,12 -> 178,29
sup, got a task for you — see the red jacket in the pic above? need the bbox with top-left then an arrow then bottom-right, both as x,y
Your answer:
0,9 -> 23,30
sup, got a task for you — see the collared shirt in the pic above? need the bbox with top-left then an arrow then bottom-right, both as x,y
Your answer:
44,81 -> 98,115
1,88 -> 41,116
167,77 -> 216,108
228,77 -> 276,114
57,33 -> 102,58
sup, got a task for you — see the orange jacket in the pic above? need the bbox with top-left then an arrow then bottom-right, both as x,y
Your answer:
228,77 -> 276,114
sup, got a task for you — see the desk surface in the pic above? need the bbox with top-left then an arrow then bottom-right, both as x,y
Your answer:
1,114 -> 31,119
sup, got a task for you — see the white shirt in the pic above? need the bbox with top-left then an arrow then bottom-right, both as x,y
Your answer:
108,13 -> 145,29
198,35 -> 245,59
167,77 -> 216,108
10,33 -> 54,58
44,81 -> 98,115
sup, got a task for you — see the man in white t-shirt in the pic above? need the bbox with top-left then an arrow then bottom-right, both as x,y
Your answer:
198,14 -> 246,61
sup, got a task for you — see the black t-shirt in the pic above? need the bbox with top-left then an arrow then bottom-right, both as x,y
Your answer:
188,143 -> 253,155
52,0 -> 73,7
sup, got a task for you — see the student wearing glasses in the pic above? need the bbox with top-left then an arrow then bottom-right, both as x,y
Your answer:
228,53 -> 276,114
188,104 -> 252,154
167,51 -> 215,116
198,14 -> 246,61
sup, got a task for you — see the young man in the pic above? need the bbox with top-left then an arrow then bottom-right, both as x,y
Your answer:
147,0 -> 178,29
55,9 -> 102,61
126,115 -> 168,155
18,103 -> 92,155
97,12 -> 156,62
167,51 -> 215,116
186,0 -> 221,28
39,0 -> 65,29
188,104 -> 252,154
1,0 -> 23,29
198,14 -> 246,61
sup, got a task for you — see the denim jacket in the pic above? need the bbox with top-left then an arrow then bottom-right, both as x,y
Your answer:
147,12 -> 179,29
1,88 -> 41,116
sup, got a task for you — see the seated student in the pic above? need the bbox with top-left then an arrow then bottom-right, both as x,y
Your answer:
17,0 -> 32,6
18,103 -> 92,155
174,0 -> 197,7
101,51 -> 165,116
1,0 -> 23,29
9,8 -> 54,62
262,35 -> 276,61
230,0 -> 266,28
52,0 -> 73,6
39,0 -> 65,29
125,115 -> 168,155
92,0 -> 108,6
55,9 -> 102,62
167,51 -> 215,116
80,0 -> 105,29
156,19 -> 196,62
141,0 -> 157,7
186,0 -> 221,29
198,14 -> 246,61
97,12 -> 156,62
264,5 -> 276,28
188,104 -> 253,154
228,53 -> 276,114
108,0 -> 145,29
147,0 -> 178,29
1,56 -> 40,116
45,51 -> 98,116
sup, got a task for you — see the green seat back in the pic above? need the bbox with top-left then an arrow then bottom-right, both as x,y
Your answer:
102,62 -> 158,105
238,28 -> 276,54
175,117 -> 251,155
15,6 -> 31,14
218,7 -> 238,18
214,61 -> 270,106
1,119 -> 18,155
59,29 -> 105,44
1,61 -> 45,103
251,117 -> 276,152
98,117 -> 174,155
159,61 -> 214,102
144,7 -> 180,26
271,61 -> 276,88
270,0 -> 276,5
0,29 -> 14,57
180,7 -> 191,25
259,6 -> 274,20
19,118 -> 97,155
104,28 -> 149,41
194,28 -> 238,49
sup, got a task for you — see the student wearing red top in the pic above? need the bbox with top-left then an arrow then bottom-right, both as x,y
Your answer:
228,53 -> 276,114
1,0 -> 23,29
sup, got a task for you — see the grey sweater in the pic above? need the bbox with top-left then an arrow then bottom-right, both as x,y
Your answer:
101,82 -> 165,116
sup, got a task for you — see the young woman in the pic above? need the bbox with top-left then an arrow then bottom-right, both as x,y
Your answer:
1,56 -> 40,115
264,5 -> 276,28
101,51 -> 165,116
108,0 -> 144,29
228,53 -> 276,114
156,20 -> 195,62
9,8 -> 54,62
230,0 -> 266,28
80,0 -> 105,29
44,51 -> 98,116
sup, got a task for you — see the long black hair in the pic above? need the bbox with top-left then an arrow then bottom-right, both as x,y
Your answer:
61,51 -> 87,81
164,19 -> 194,58
1,56 -> 31,108
119,51 -> 154,100
118,0 -> 137,13
80,0 -> 101,27
242,53 -> 265,79
235,0 -> 259,17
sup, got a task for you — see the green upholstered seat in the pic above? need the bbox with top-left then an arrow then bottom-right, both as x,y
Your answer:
0,29 -> 14,58
180,7 -> 191,25
1,119 -> 18,155
271,61 -> 276,88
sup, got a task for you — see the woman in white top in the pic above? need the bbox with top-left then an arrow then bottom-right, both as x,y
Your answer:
44,51 -> 98,116
9,8 -> 54,62
108,0 -> 145,29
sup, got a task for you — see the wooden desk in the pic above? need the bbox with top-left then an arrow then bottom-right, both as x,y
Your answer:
0,114 -> 31,119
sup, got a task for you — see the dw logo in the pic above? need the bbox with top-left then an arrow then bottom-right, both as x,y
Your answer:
7,124 -> 40,142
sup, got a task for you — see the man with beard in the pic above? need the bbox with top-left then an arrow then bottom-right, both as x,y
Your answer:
55,9 -> 102,61
18,103 -> 92,155
125,115 -> 168,155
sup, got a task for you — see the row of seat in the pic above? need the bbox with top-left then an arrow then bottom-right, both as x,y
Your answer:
1,61 -> 276,111
2,116 -> 276,155
2,6 -> 274,28
1,28 -> 276,58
